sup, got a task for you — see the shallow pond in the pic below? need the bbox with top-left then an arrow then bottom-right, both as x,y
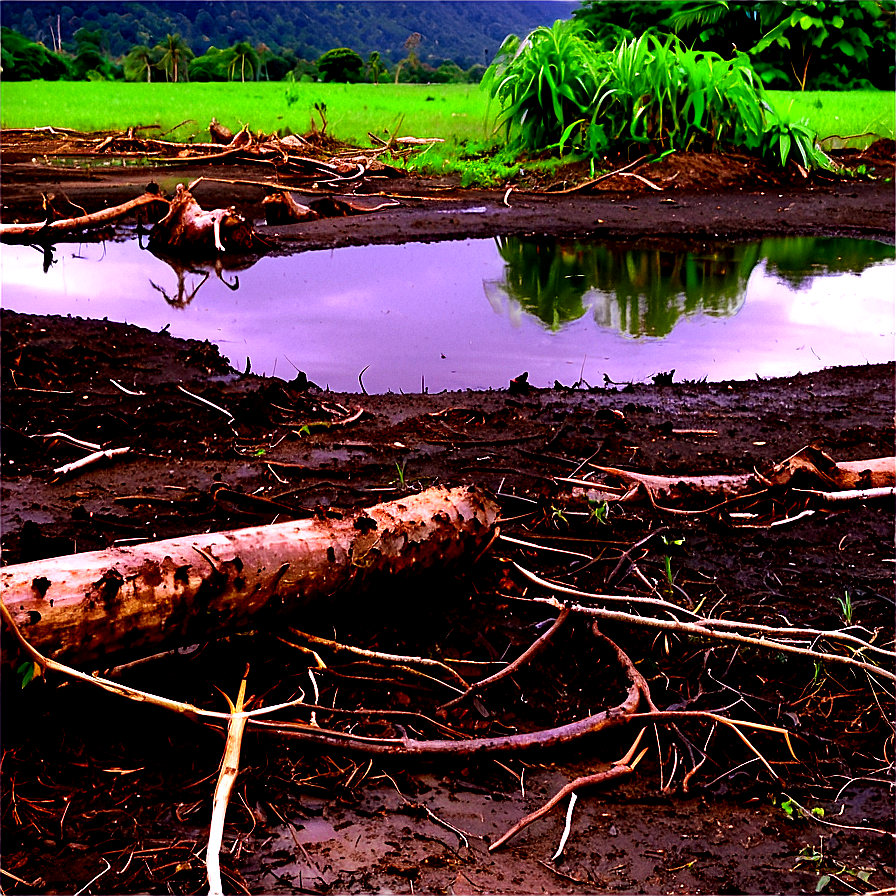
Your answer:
2,235 -> 892,392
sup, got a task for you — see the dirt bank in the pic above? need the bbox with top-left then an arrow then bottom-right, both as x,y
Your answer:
1,134 -> 894,895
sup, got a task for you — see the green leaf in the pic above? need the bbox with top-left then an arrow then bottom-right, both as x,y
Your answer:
832,15 -> 844,28
17,661 -> 35,689
815,875 -> 831,893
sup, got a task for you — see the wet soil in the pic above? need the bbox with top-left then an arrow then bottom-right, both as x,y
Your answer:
1,135 -> 894,895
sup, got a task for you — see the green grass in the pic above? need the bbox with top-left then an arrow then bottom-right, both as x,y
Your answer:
767,90 -> 895,148
1,80 -> 891,164
0,81 -> 496,148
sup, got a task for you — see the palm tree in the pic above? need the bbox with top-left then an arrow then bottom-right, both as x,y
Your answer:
123,44 -> 157,82
155,33 -> 193,83
227,41 -> 259,82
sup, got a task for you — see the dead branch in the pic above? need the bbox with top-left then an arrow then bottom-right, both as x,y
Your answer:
505,584 -> 896,683
207,669 -> 249,896
439,607 -> 572,710
0,191 -> 168,241
282,628 -> 469,689
243,626 -> 647,755
489,730 -> 648,851
1,486 -> 499,668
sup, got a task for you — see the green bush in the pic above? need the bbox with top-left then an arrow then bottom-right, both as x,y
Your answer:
0,27 -> 72,80
483,22 -> 831,170
317,47 -> 364,82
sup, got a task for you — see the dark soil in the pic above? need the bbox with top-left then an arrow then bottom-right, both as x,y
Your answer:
1,134 -> 894,895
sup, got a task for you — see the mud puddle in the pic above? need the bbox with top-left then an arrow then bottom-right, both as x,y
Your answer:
2,236 -> 892,392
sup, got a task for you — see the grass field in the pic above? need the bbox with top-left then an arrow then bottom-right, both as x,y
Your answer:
2,81 -> 892,156
0,81 -> 496,148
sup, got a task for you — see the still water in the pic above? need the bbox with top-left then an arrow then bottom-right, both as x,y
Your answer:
1,235 -> 893,392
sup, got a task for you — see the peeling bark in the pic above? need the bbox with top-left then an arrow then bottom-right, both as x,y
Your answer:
1,486 -> 499,669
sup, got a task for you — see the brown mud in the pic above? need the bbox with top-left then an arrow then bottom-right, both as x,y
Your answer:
1,134 -> 894,895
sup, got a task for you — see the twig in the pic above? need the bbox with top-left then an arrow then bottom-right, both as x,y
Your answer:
793,486 -> 895,502
617,171 -> 663,190
41,431 -> 102,451
110,378 -> 146,396
490,729 -> 648,851
53,446 -> 130,477
548,155 -> 650,194
439,607 -> 571,710
72,859 -> 111,896
285,628 -> 469,689
551,793 -> 577,860
207,668 -> 249,895
176,385 -> 233,420
507,572 -> 895,680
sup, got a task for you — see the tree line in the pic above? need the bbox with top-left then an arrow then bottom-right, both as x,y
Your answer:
0,26 -> 487,84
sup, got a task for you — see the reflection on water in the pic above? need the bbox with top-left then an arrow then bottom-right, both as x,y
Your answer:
485,238 -> 759,337
486,236 -> 895,337
1,235 -> 892,392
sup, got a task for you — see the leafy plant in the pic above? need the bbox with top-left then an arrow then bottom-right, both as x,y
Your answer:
481,19 -> 605,152
483,24 -> 833,170
760,100 -> 831,168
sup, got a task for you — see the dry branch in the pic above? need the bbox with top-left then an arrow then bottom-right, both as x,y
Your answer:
0,191 -> 168,241
1,486 -> 499,668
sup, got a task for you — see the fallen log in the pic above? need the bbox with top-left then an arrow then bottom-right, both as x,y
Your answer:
0,190 -> 169,241
1,486 -> 499,669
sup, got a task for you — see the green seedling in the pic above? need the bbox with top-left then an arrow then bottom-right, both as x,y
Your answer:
661,534 -> 685,591
588,499 -> 609,525
836,589 -> 854,625
550,505 -> 568,528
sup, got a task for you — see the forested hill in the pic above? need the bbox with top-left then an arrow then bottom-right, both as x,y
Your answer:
1,1 -> 578,68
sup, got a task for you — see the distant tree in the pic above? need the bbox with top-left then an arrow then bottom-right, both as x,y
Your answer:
366,50 -> 385,84
465,63 -> 487,83
316,46 -> 363,82
431,60 -> 465,83
123,43 -> 157,82
394,31 -> 422,83
188,46 -> 229,82
155,33 -> 193,82
256,42 -> 271,80
226,40 -> 259,82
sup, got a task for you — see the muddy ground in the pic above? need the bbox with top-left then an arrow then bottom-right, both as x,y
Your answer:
1,134 -> 894,895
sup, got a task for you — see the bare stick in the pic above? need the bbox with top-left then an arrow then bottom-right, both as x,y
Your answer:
53,446 -> 130,478
489,730 -> 648,851
177,384 -> 234,420
41,432 -> 102,451
793,486 -> 895,502
552,793 -> 577,860
285,628 -> 469,689
547,155 -> 650,194
439,607 -> 571,710
510,570 -> 895,674
207,669 -> 249,895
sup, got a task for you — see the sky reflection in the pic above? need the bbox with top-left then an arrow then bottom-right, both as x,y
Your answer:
1,236 -> 892,392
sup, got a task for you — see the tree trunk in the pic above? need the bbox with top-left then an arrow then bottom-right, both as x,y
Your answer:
1,486 -> 499,669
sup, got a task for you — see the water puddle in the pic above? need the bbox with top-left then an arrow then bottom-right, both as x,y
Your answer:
2,235 -> 892,392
